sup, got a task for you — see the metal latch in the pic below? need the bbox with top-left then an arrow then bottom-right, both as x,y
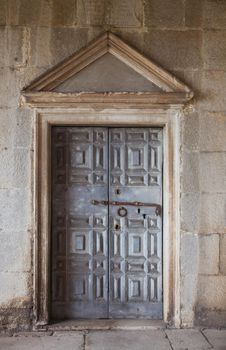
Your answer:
91,200 -> 161,216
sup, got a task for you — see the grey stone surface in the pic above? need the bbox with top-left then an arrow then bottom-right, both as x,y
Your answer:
0,0 -> 7,26
181,193 -> 200,233
200,152 -> 226,193
0,189 -> 31,232
86,330 -> 170,350
197,276 -> 226,310
185,0 -> 203,28
0,231 -> 31,272
107,0 -> 143,28
143,30 -> 202,69
181,151 -> 200,193
201,70 -> 226,112
204,0 -> 226,29
199,113 -> 226,152
77,0 -> 106,26
203,30 -> 226,69
220,234 -> 226,275
181,111 -> 199,151
0,329 -> 225,350
144,0 -> 184,28
0,272 -> 30,304
199,234 -> 219,275
203,329 -> 226,349
166,329 -> 211,349
0,332 -> 84,350
199,193 -> 226,234
180,232 -> 199,326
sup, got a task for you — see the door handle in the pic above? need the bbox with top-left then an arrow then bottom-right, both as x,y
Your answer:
91,199 -> 161,216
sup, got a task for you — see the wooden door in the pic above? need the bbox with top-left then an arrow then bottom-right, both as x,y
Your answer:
51,126 -> 163,320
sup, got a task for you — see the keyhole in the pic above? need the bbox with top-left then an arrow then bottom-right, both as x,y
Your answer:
115,224 -> 120,230
143,214 -> 146,219
137,208 -> 140,214
115,188 -> 121,195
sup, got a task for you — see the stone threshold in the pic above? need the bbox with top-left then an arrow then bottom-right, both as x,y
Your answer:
37,319 -> 166,331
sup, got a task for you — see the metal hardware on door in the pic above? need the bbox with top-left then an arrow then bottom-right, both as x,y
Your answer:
114,224 -> 120,230
118,207 -> 127,217
91,199 -> 161,216
115,188 -> 121,195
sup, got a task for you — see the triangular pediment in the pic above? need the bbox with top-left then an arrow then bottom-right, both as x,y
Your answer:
24,32 -> 192,94
53,53 -> 162,93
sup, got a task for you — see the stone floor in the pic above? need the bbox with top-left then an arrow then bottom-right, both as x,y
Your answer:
0,329 -> 226,350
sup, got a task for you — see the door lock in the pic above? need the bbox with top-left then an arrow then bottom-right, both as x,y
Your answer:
91,199 -> 161,216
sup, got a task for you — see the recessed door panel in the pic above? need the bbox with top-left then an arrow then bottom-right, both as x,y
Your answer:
51,127 -> 163,320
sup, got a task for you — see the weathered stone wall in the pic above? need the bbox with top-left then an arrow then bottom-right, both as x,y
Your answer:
0,0 -> 225,329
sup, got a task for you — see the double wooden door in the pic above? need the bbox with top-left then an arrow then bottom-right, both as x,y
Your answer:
51,126 -> 163,319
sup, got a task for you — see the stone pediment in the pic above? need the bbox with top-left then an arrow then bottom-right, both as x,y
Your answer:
22,32 -> 193,107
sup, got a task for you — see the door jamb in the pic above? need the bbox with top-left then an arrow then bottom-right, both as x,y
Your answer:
32,107 -> 181,327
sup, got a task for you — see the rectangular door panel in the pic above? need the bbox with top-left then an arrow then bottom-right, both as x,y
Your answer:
109,128 -> 163,319
51,127 -> 109,319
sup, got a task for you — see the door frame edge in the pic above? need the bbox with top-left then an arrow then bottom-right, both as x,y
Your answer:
32,107 -> 182,327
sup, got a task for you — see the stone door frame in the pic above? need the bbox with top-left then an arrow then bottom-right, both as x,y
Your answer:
31,106 -> 182,327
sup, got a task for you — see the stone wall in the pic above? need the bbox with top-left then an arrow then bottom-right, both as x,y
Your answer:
0,0 -> 226,329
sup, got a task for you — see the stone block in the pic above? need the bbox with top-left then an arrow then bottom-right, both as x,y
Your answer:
181,193 -> 200,233
181,111 -> 199,151
29,27 -> 52,67
86,330 -> 170,350
199,193 -> 226,234
14,108 -> 33,148
144,0 -> 184,28
197,275 -> 226,310
199,112 -> 226,152
0,231 -> 31,272
143,30 -> 202,70
0,109 -> 16,148
30,27 -> 88,67
0,27 -> 6,67
13,148 -> 31,188
0,272 -> 29,304
199,234 -> 219,275
199,152 -> 226,193
181,151 -> 199,193
7,26 -> 29,68
8,0 -> 41,25
196,308 -> 226,327
203,329 -> 226,348
201,70 -> 226,112
180,232 -> 199,326
171,69 -> 202,94
203,30 -> 226,69
0,189 -> 31,232
0,332 -> 84,350
107,0 -> 143,28
0,0 -> 7,25
165,329 -> 210,350
52,0 -> 77,26
220,234 -> 226,275
77,0 -> 106,26
0,148 -> 14,189
204,0 -> 226,29
185,0 -> 203,28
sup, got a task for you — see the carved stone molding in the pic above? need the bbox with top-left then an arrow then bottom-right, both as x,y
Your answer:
22,32 -> 193,108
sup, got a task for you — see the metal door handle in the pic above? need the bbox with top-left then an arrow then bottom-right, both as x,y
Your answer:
91,200 -> 161,216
